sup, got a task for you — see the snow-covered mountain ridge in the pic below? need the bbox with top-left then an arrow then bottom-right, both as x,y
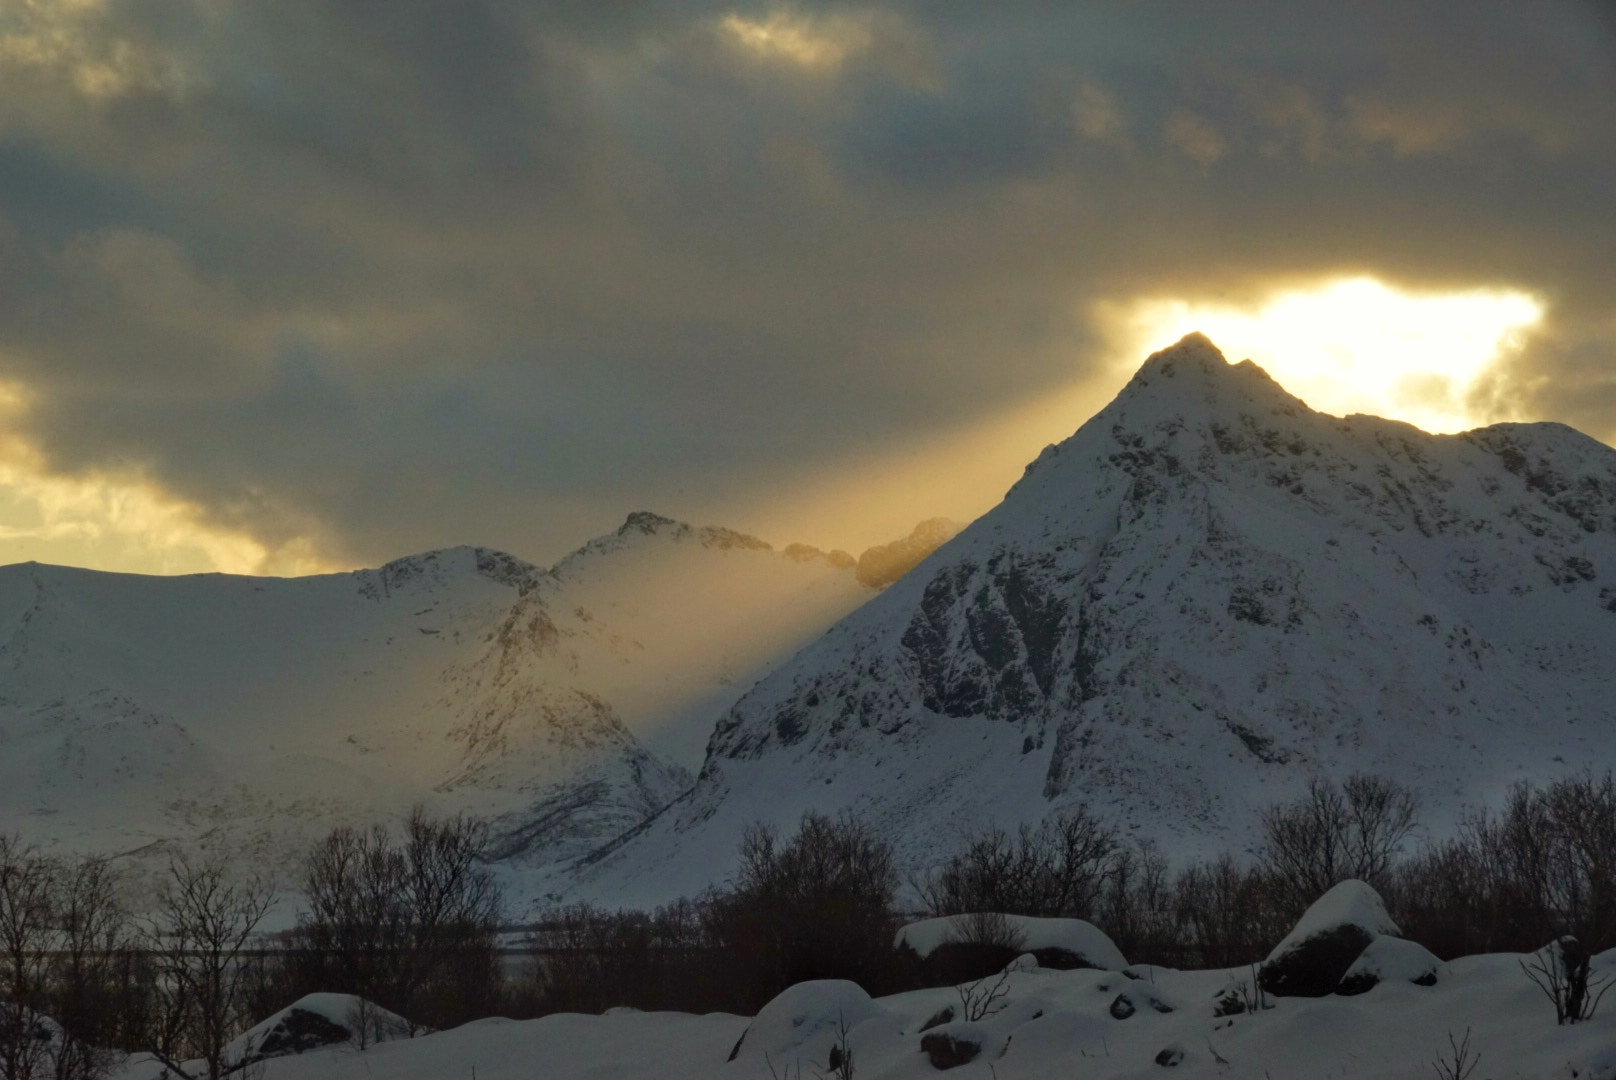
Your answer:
0,515 -> 878,870
569,334 -> 1616,904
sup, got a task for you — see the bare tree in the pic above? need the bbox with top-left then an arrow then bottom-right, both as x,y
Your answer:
1394,773 -> 1616,957
1430,1027 -> 1480,1080
146,855 -> 273,1080
0,839 -> 129,1080
48,856 -> 128,1080
290,824 -> 409,1008
1102,841 -> 1176,963
955,969 -> 1012,1022
399,809 -> 502,1028
285,809 -> 502,1031
1259,774 -> 1418,911
707,813 -> 898,1005
1172,854 -> 1282,969
0,834 -> 59,1080
922,806 -> 1120,919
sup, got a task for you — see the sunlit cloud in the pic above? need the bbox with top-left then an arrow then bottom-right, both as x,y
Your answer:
718,9 -> 874,71
1163,109 -> 1226,165
1072,81 -> 1127,144
0,380 -> 333,576
1100,277 -> 1546,434
0,0 -> 187,101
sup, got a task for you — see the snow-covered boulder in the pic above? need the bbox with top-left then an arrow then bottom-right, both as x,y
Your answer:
1259,881 -> 1399,998
920,1026 -> 986,1070
1337,935 -> 1442,995
897,913 -> 1127,984
725,980 -> 893,1071
914,995 -> 1046,1071
231,993 -> 409,1062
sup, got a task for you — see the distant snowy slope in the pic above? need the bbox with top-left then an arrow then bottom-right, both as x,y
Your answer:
571,334 -> 1616,904
0,517 -> 873,870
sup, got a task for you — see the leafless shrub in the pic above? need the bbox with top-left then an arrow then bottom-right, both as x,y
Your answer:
1170,854 -> 1283,969
1101,841 -> 1176,962
820,1012 -> 855,1080
1430,1027 -> 1480,1080
955,968 -> 1012,1022
1521,936 -> 1611,1025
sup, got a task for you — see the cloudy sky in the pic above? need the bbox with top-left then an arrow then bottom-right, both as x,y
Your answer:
1,0 -> 1612,575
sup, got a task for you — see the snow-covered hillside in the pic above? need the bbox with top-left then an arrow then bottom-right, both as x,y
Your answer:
0,515 -> 872,870
571,334 -> 1616,904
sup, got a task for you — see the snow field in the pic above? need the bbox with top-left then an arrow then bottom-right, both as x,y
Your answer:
109,948 -> 1616,1080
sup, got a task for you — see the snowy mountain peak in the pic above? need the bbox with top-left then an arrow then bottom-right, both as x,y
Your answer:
1015,333 -> 1312,491
611,510 -> 770,551
568,336 -> 1616,906
1116,333 -> 1300,419
360,545 -> 541,598
618,510 -> 685,536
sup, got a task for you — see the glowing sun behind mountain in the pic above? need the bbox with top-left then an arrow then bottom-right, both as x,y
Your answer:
1107,277 -> 1544,434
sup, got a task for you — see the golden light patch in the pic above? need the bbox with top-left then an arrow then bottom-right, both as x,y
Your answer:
1100,276 -> 1545,434
718,10 -> 873,71
0,382 -> 333,576
727,376 -> 1117,557
0,0 -> 182,100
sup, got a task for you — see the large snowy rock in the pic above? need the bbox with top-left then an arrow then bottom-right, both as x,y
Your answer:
725,980 -> 894,1071
897,913 -> 1126,981
231,993 -> 410,1061
574,333 -> 1616,901
1337,935 -> 1442,995
1260,880 -> 1399,998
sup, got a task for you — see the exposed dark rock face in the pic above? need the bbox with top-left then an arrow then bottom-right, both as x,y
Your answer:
920,1032 -> 981,1070
1260,925 -> 1375,998
255,1008 -> 352,1058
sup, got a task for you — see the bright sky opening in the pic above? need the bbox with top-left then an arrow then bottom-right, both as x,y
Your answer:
1103,277 -> 1546,434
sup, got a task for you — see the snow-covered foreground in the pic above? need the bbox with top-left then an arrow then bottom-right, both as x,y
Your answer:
112,952 -> 1616,1080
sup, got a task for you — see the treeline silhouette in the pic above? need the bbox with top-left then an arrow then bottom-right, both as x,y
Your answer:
3,773 -> 1614,1077
511,771 -> 1616,1016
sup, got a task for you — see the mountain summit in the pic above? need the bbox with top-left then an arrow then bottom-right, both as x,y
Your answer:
570,335 -> 1616,903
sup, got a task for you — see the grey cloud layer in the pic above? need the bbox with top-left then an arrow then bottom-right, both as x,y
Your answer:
1,0 -> 1612,564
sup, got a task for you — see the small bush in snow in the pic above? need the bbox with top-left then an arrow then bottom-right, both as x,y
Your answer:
1521,936 -> 1611,1025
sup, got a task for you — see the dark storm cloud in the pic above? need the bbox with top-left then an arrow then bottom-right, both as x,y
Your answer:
0,0 -> 1612,565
